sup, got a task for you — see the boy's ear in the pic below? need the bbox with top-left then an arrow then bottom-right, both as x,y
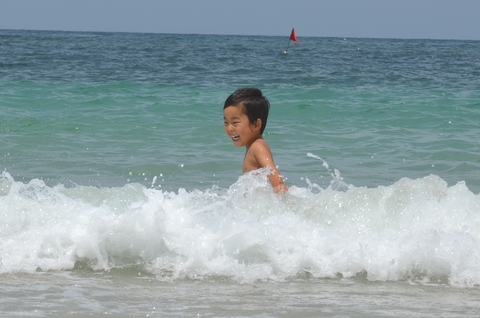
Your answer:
254,119 -> 262,131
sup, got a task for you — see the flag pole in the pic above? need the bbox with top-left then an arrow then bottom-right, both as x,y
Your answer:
284,39 -> 291,54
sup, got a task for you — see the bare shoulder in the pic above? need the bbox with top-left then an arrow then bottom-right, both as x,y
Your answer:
243,138 -> 274,172
249,137 -> 272,153
250,138 -> 275,168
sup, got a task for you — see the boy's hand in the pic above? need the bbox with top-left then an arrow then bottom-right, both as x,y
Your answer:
273,183 -> 289,193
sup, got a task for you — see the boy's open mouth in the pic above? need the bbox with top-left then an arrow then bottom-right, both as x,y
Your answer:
231,135 -> 240,141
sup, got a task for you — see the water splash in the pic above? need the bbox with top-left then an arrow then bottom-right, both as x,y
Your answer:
1,170 -> 480,286
306,152 -> 350,191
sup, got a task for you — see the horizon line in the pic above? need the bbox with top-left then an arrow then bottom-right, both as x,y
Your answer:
1,28 -> 479,42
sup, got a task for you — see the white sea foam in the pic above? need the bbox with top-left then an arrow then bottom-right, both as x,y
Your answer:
1,170 -> 480,286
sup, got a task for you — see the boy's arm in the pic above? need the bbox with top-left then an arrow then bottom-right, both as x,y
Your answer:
267,168 -> 289,193
251,141 -> 289,193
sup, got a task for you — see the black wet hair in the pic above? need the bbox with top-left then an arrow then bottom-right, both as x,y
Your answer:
223,88 -> 270,134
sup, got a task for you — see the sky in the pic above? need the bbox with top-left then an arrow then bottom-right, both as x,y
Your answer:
1,0 -> 479,40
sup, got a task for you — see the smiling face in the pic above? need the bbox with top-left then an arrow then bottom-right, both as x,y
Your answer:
223,104 -> 262,148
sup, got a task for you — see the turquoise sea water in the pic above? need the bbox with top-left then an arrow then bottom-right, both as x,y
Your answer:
1,30 -> 480,316
2,30 -> 479,192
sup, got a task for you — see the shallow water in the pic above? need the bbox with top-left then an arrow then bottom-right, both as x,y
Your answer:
2,271 -> 480,317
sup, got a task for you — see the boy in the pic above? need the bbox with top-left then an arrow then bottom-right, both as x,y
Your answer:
223,88 -> 288,193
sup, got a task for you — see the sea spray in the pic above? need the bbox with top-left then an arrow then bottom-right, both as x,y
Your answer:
2,170 -> 480,286
306,152 -> 350,192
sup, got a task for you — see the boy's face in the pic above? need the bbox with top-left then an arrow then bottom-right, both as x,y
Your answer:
223,105 -> 261,148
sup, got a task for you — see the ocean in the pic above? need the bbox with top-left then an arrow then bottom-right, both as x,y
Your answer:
1,29 -> 480,317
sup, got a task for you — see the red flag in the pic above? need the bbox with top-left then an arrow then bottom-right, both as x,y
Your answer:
289,28 -> 299,44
